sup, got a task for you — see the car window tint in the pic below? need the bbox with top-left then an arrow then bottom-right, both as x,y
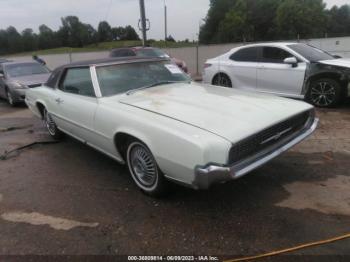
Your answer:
288,44 -> 334,62
261,47 -> 292,63
230,47 -> 259,62
59,68 -> 95,97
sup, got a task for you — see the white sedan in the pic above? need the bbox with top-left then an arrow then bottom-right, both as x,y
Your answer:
203,42 -> 350,108
26,57 -> 318,196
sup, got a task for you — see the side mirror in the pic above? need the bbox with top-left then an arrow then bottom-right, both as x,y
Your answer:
284,57 -> 298,67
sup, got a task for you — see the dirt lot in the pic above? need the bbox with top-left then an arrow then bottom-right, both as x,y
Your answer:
0,98 -> 349,260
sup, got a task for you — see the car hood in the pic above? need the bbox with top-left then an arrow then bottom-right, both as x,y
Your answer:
9,73 -> 50,86
319,58 -> 350,68
117,82 -> 313,143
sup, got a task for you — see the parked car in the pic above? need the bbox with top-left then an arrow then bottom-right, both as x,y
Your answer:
25,57 -> 317,196
0,61 -> 51,106
203,43 -> 350,108
110,46 -> 188,73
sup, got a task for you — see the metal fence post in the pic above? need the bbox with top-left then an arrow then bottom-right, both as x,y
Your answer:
196,45 -> 199,76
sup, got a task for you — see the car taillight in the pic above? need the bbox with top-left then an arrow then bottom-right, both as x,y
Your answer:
204,63 -> 212,69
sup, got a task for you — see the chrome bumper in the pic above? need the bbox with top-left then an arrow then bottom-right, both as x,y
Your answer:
193,117 -> 319,189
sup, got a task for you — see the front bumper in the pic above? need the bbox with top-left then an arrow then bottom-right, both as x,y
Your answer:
10,88 -> 27,102
193,117 -> 319,189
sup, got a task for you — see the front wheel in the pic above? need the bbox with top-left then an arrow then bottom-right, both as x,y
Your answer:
6,90 -> 16,107
126,141 -> 169,197
307,78 -> 342,108
44,108 -> 63,140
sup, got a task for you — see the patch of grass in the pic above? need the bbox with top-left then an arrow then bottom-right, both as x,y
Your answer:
7,40 -> 197,57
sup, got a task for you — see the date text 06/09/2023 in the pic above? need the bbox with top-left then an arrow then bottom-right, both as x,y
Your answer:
127,256 -> 220,261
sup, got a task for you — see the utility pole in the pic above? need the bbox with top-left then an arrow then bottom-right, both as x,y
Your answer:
139,0 -> 148,46
164,0 -> 168,41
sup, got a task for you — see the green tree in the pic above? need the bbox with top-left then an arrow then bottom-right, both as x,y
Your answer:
200,0 -> 334,43
326,5 -> 350,37
199,0 -> 238,43
123,25 -> 140,40
57,16 -> 93,47
6,26 -> 23,53
38,24 -> 57,49
276,0 -> 327,39
0,30 -> 9,55
21,28 -> 38,52
217,0 -> 251,42
98,21 -> 112,42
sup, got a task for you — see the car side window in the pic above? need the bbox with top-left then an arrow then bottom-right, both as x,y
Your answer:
46,69 -> 62,88
230,47 -> 259,62
112,49 -> 135,57
59,68 -> 95,97
261,47 -> 293,63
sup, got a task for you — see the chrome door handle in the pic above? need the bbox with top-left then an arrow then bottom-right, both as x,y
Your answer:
55,98 -> 64,104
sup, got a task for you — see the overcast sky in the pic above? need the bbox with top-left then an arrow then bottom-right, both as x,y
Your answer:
0,0 -> 348,41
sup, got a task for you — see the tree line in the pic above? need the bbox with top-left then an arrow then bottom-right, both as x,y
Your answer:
0,16 -> 140,55
199,0 -> 350,44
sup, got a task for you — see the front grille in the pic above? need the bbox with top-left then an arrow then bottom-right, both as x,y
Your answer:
28,84 -> 42,88
228,110 -> 312,165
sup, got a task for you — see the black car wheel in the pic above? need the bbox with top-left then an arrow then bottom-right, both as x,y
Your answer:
44,108 -> 63,140
307,78 -> 342,108
212,73 -> 232,88
126,140 -> 169,197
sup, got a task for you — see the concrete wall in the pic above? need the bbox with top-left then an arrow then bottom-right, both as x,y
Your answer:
6,36 -> 350,75
303,37 -> 350,58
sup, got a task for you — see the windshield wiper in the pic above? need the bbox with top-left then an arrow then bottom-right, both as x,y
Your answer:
126,81 -> 187,95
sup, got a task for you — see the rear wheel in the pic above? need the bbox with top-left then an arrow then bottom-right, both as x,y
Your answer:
212,73 -> 232,88
44,108 -> 63,140
126,140 -> 169,197
307,78 -> 342,108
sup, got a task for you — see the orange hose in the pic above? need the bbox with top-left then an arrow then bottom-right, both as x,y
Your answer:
224,232 -> 350,262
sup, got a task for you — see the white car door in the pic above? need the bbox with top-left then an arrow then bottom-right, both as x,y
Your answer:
225,46 -> 260,90
257,46 -> 306,97
53,67 -> 98,142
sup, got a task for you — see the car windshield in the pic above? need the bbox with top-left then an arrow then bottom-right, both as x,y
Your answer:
96,61 -> 190,96
136,49 -> 170,58
288,44 -> 335,62
5,63 -> 49,77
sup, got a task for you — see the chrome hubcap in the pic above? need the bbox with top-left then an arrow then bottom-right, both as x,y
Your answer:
129,145 -> 157,187
310,82 -> 336,107
45,110 -> 56,135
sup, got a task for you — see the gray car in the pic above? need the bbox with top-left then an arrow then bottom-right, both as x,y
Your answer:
0,61 -> 51,106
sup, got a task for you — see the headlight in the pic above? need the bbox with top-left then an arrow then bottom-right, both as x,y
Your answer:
11,82 -> 27,89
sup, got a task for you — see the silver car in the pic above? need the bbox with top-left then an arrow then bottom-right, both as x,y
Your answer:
0,61 -> 51,106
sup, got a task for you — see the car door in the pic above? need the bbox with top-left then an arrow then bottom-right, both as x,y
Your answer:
226,46 -> 260,90
256,46 -> 307,96
54,67 -> 98,142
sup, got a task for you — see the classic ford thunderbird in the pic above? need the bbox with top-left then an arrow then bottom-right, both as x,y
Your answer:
25,57 -> 318,196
